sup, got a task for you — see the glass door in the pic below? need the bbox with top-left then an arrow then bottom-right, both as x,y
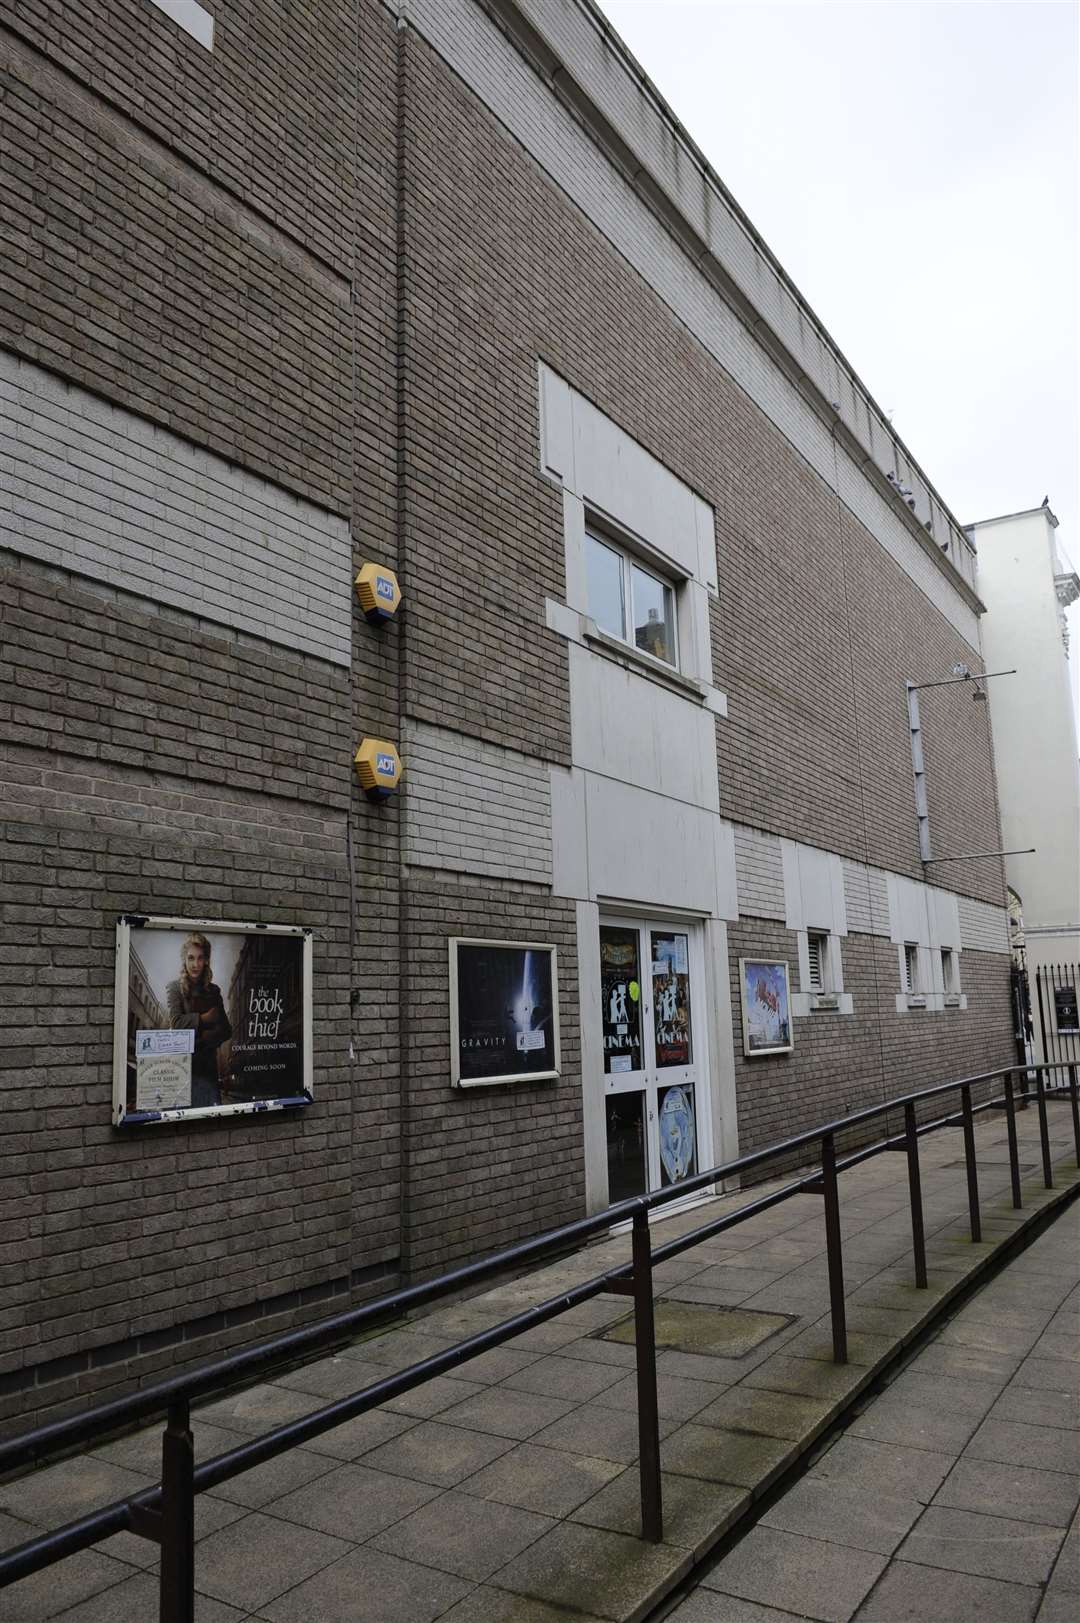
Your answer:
599,918 -> 708,1204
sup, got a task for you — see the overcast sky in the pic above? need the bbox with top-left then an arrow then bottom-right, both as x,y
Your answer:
601,0 -> 1079,704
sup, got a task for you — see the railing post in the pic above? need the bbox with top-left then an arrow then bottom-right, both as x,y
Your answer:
1003,1072 -> 1023,1210
903,1102 -> 927,1289
631,1208 -> 663,1544
960,1084 -> 981,1243
1069,1064 -> 1080,1168
1035,1068 -> 1053,1189
160,1399 -> 195,1623
820,1134 -> 847,1364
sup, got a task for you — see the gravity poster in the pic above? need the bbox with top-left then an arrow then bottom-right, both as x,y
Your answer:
455,943 -> 557,1083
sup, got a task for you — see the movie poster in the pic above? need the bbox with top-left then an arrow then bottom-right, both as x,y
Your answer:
452,940 -> 560,1086
600,926 -> 642,1075
114,918 -> 312,1124
651,930 -> 692,1068
739,958 -> 793,1057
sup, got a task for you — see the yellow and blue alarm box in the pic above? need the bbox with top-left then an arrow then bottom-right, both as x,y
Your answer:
354,562 -> 401,624
354,738 -> 403,799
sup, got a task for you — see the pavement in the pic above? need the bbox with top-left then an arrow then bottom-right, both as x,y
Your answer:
0,1097 -> 1078,1623
665,1190 -> 1080,1623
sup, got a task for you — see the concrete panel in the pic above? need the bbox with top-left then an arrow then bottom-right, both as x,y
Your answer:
568,642 -> 721,813
583,774 -> 733,916
551,764 -> 589,900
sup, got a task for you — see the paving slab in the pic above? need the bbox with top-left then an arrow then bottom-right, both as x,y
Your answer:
258,1545 -> 472,1623
851,1558 -> 1041,1622
759,1477 -> 923,1556
462,1441 -> 623,1516
896,1503 -> 1065,1587
698,1524 -> 886,1621
933,1457 -> 1080,1528
489,1519 -> 690,1621
570,1468 -> 747,1557
368,1489 -> 554,1580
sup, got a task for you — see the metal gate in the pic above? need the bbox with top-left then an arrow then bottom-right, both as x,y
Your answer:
1035,963 -> 1080,1084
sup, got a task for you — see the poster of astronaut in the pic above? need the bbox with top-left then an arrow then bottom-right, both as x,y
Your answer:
112,916 -> 313,1125
738,958 -> 793,1057
451,939 -> 561,1087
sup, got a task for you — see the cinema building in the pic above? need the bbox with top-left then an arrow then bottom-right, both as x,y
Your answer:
0,0 -> 1016,1427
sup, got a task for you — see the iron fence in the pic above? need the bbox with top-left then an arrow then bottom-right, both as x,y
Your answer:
0,1061 -> 1077,1622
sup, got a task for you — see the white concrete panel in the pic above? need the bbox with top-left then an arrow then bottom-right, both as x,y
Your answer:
571,389 -> 699,577
568,642 -> 721,813
550,764 -> 589,900
539,362 -> 574,487
562,491 -> 589,617
695,496 -> 719,596
575,899 -> 608,1214
703,916 -> 740,1166
149,0 -> 214,50
929,887 -> 961,951
584,775 -> 732,916
798,845 -> 835,932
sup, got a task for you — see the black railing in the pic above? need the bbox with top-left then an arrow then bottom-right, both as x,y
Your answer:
1,1061 -> 1078,1621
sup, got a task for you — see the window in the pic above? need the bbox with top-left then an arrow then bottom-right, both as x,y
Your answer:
903,943 -> 919,994
807,931 -> 828,993
585,532 -> 677,667
941,948 -> 956,995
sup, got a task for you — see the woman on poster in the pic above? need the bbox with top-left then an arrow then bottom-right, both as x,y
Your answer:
166,932 -> 232,1107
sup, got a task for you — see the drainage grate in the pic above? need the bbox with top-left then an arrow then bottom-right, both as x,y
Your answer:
599,1300 -> 797,1358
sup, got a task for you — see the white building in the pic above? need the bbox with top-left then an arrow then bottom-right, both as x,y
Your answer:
967,503 -> 1080,1065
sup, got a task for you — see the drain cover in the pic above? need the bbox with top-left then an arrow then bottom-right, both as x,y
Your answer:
599,1300 -> 796,1358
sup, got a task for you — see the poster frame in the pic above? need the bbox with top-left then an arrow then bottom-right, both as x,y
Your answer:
738,957 -> 794,1058
112,914 -> 314,1128
449,936 -> 561,1089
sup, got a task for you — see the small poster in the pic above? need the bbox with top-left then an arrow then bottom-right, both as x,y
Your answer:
600,925 -> 642,1075
658,1084 -> 696,1185
113,918 -> 313,1125
652,931 -> 692,1068
136,1052 -> 192,1111
739,958 -> 793,1057
451,940 -> 560,1087
1054,984 -> 1079,1035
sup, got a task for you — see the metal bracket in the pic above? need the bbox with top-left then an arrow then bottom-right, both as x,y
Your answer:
128,1504 -> 163,1545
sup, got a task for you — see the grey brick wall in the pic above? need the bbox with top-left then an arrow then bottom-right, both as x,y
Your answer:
728,918 -> 1014,1158
733,826 -> 785,921
1,352 -> 352,665
959,895 -> 1012,954
403,721 -> 553,884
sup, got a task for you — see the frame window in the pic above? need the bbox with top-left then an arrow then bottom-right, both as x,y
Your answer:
585,531 -> 677,668
903,943 -> 920,995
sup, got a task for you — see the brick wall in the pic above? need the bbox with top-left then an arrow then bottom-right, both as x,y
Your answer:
401,875 -> 583,1278
727,918 -> 1015,1159
403,720 -> 553,884
1,351 -> 353,665
397,27 -> 1004,907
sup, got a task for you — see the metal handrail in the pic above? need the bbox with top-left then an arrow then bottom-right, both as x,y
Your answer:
1,1060 -> 1077,1622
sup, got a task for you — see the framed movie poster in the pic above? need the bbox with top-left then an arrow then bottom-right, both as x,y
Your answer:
450,938 -> 561,1088
738,958 -> 793,1057
112,916 -> 313,1126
